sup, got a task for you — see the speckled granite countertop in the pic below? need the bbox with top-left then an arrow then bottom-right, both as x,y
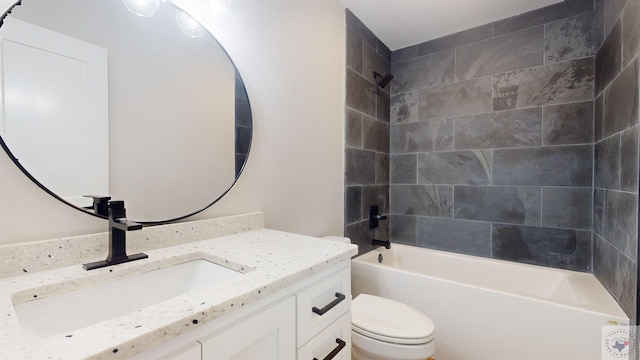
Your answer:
0,227 -> 357,359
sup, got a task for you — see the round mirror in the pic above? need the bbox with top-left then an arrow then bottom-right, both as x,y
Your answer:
0,0 -> 252,224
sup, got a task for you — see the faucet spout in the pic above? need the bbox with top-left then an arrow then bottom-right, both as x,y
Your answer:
111,217 -> 143,231
372,239 -> 391,249
83,200 -> 148,270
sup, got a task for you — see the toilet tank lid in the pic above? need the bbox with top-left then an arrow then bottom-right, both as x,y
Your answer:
352,294 -> 435,340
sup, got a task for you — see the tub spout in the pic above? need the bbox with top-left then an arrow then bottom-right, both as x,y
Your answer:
372,239 -> 390,249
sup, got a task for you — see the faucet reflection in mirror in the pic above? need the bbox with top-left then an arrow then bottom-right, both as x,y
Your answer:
122,0 -> 232,37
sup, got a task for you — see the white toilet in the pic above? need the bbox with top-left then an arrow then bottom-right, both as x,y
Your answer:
351,294 -> 435,360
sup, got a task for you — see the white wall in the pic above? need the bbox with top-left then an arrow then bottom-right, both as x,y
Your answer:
0,0 -> 346,244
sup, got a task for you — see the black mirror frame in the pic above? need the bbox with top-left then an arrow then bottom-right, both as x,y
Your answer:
0,0 -> 252,225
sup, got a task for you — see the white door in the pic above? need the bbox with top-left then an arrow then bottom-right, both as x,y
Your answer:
0,17 -> 108,207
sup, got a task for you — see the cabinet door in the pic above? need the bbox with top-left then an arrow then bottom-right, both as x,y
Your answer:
200,296 -> 296,360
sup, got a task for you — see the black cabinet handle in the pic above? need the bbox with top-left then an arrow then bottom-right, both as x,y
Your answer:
313,338 -> 346,360
312,292 -> 346,316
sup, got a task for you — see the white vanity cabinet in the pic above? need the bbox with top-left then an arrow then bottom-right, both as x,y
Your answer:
295,266 -> 351,360
135,264 -> 351,360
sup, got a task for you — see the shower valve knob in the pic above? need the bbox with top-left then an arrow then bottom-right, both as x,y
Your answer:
369,205 -> 387,229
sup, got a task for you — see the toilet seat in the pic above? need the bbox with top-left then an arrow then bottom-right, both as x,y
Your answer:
351,294 -> 435,345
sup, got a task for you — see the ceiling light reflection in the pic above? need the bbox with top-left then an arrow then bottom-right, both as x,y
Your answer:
175,9 -> 206,38
122,0 -> 160,17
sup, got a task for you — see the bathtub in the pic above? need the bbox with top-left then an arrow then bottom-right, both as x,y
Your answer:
351,244 -> 629,360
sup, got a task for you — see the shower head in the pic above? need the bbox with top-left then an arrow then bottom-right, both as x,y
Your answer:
373,71 -> 394,88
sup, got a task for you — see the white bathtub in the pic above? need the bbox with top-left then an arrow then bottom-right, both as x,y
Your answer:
351,244 -> 629,360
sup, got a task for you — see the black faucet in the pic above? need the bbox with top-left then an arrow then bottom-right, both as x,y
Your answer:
83,200 -> 148,270
369,205 -> 388,229
372,239 -> 391,249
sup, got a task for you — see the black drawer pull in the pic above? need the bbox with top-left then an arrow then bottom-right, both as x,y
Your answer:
313,338 -> 346,360
312,292 -> 346,316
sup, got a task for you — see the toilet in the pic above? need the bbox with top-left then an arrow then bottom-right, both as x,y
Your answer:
351,294 -> 435,360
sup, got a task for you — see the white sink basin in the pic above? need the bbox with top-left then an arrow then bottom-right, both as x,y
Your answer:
13,259 -> 243,338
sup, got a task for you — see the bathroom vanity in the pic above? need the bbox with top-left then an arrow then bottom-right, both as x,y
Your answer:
0,213 -> 357,359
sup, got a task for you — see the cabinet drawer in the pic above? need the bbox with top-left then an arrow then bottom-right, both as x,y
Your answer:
296,266 -> 350,346
297,312 -> 351,360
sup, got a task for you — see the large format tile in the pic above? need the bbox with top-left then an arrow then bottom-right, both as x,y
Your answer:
493,145 -> 593,186
346,28 -> 363,73
417,23 -> 493,56
345,9 -> 377,50
346,221 -> 375,256
545,12 -> 596,63
392,45 -> 418,63
541,187 -> 592,229
346,69 -> 377,117
346,109 -> 363,148
595,93 -> 604,141
390,185 -> 453,217
376,89 -> 391,122
603,58 -> 639,137
595,0 -> 605,50
605,190 -> 638,259
389,214 -> 417,246
363,45 -> 390,91
419,77 -> 493,120
620,125 -> 639,192
455,26 -> 544,81
345,148 -> 376,185
454,108 -> 542,150
594,134 -> 621,190
345,186 -> 362,224
454,186 -> 541,225
418,151 -> 492,185
622,0 -> 640,67
593,188 -> 605,236
593,234 -> 621,296
392,49 -> 454,93
417,217 -> 492,257
493,0 -> 594,36
390,119 -> 453,153
595,19 -> 622,94
492,224 -> 592,271
604,0 -> 631,35
617,253 -> 636,318
362,185 -> 390,218
391,91 -> 418,124
543,101 -> 594,145
390,154 -> 417,184
493,58 -> 595,111
375,153 -> 390,185
362,115 -> 389,153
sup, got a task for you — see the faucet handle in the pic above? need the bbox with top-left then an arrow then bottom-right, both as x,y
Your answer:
109,200 -> 125,209
83,195 -> 112,216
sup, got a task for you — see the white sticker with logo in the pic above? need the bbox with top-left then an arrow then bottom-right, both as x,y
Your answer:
602,325 -> 637,360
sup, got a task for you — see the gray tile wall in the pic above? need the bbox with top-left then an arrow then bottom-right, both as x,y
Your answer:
593,0 -> 639,321
345,10 -> 391,255
389,0 -> 597,272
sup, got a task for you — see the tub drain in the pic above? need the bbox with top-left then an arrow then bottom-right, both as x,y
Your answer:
378,253 -> 383,263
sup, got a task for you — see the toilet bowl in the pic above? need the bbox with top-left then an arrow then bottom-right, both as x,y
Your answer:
351,294 -> 435,360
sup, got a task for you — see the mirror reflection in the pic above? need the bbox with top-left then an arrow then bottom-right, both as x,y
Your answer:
0,0 -> 251,223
